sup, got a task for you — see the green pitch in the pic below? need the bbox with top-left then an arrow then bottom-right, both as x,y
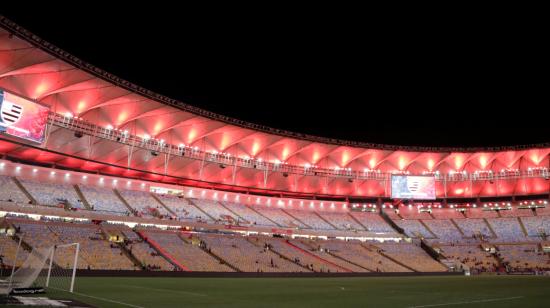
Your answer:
36,275 -> 550,307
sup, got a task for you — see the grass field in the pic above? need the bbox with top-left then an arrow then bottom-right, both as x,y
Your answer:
25,275 -> 550,307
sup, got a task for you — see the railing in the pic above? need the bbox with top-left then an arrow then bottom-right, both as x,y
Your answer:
49,112 -> 550,183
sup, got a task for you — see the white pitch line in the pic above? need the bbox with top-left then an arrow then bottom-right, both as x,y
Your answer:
408,296 -> 524,307
126,284 -> 208,297
71,291 -> 145,308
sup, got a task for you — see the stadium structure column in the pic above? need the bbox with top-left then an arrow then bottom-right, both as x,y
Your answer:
232,152 -> 238,185
89,125 -> 98,159
443,176 -> 447,198
199,146 -> 206,181
164,146 -> 171,175
469,177 -> 473,198
263,165 -> 268,188
383,175 -> 388,197
127,138 -> 134,168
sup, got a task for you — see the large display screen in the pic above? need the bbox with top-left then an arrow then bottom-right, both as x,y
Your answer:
0,89 -> 49,143
391,175 -> 436,200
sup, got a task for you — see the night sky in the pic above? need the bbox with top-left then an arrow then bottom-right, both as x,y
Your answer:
2,7 -> 547,148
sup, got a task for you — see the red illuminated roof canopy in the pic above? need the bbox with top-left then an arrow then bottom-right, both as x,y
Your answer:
0,16 -> 548,199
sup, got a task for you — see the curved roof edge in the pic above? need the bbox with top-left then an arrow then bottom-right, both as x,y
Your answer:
1,15 -> 548,153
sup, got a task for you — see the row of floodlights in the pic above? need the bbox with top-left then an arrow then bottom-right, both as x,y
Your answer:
63,115 -> 549,176
91,123 -> 550,176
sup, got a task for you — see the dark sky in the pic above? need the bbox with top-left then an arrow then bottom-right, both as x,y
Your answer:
2,7 -> 548,148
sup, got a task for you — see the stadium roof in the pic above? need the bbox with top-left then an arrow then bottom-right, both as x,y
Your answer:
0,16 -> 548,198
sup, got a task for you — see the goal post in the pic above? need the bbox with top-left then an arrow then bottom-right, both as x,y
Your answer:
44,242 -> 79,292
0,242 -> 80,295
40,242 -> 80,293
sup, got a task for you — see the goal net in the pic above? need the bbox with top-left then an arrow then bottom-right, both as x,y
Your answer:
0,242 -> 79,295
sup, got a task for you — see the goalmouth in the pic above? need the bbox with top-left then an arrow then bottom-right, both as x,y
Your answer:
0,242 -> 80,295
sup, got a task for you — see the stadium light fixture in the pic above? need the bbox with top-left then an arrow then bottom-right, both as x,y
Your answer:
33,168 -> 38,173
82,175 -> 87,179
50,171 -> 56,175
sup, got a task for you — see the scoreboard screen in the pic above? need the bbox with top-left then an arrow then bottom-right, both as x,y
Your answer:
0,89 -> 49,144
391,175 -> 436,200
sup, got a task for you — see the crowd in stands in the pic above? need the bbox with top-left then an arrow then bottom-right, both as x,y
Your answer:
118,190 -> 171,219
519,216 -> 550,237
121,230 -> 173,271
376,243 -> 447,272
144,231 -> 232,272
0,174 -> 549,275
319,240 -> 411,272
317,212 -> 364,231
254,207 -> 305,228
486,218 -> 529,242
284,209 -> 335,230
422,219 -> 463,242
497,244 -> 550,272
78,185 -> 129,215
220,202 -> 276,227
394,220 -> 434,238
350,212 -> 396,233
440,245 -> 499,273
19,179 -> 84,210
201,234 -> 306,272
156,194 -> 209,222
289,239 -> 368,272
187,199 -> 239,225
0,175 -> 29,204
